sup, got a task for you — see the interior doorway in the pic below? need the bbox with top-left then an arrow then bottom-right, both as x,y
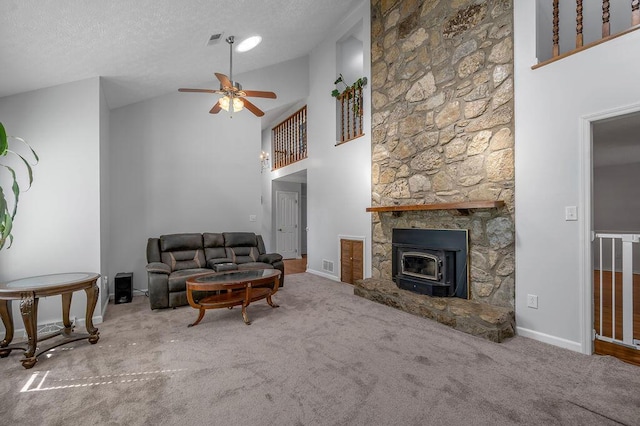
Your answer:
591,110 -> 640,365
276,190 -> 298,259
273,170 -> 307,260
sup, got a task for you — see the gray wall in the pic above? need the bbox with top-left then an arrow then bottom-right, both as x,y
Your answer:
0,78 -> 103,329
108,56 -> 311,293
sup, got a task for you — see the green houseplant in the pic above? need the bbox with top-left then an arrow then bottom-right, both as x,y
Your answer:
331,74 -> 368,114
0,122 -> 39,249
331,74 -> 368,99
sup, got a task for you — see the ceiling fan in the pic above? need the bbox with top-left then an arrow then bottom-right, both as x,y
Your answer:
178,36 -> 277,117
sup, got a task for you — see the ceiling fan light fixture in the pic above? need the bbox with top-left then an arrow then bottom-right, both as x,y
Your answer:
232,97 -> 244,112
237,35 -> 262,52
219,96 -> 230,111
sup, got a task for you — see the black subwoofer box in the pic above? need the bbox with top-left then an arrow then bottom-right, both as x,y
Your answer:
114,272 -> 133,304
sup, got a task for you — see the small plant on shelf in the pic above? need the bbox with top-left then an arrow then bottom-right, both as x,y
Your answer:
331,74 -> 368,100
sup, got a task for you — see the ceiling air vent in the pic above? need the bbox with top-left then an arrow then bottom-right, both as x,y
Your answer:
206,33 -> 223,46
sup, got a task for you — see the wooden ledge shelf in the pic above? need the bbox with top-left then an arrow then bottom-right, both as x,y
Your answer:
366,200 -> 504,216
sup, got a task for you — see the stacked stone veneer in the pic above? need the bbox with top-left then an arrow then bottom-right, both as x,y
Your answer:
369,0 -> 515,309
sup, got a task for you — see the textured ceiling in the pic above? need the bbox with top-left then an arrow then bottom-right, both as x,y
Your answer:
0,0 -> 360,109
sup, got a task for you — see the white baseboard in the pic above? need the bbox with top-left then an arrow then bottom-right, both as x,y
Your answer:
516,326 -> 584,353
306,269 -> 340,282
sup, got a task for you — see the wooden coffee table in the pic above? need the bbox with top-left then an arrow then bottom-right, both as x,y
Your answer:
186,269 -> 281,326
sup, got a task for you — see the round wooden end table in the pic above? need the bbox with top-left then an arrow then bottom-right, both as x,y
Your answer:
0,272 -> 100,369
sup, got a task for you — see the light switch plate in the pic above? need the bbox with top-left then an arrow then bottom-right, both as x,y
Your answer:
565,206 -> 577,221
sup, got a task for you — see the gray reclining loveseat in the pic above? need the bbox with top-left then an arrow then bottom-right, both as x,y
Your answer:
146,232 -> 284,309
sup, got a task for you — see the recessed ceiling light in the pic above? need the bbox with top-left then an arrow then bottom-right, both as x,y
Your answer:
237,36 -> 262,52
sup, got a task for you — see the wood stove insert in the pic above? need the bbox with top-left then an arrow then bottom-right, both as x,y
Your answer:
392,228 -> 468,298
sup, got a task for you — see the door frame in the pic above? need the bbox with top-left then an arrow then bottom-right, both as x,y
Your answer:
580,102 -> 640,355
275,190 -> 300,259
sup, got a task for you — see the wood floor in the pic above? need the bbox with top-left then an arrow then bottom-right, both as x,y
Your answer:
593,270 -> 640,366
284,255 -> 307,275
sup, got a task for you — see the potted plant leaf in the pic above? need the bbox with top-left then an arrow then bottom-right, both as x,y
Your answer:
331,74 -> 368,112
0,122 -> 39,249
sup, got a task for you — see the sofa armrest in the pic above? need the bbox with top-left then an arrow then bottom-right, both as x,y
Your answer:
146,262 -> 171,274
258,253 -> 283,264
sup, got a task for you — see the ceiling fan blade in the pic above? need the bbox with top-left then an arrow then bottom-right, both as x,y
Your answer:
242,90 -> 277,99
215,73 -> 232,88
242,98 -> 265,117
209,102 -> 222,114
178,88 -> 218,93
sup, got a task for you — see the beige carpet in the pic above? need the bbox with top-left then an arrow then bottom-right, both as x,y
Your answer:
0,273 -> 639,425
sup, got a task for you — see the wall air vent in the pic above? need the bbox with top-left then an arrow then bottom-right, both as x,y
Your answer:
206,33 -> 223,46
322,260 -> 334,273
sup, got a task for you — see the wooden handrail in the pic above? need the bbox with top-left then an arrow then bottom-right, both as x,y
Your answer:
337,86 -> 364,144
537,0 -> 640,69
272,105 -> 307,170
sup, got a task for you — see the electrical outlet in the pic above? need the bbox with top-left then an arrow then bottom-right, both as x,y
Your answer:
249,215 -> 257,222
527,294 -> 538,309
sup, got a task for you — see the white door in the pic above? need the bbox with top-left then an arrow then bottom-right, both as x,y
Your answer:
276,191 -> 299,259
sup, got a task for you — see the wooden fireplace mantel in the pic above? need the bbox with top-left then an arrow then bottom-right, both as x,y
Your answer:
366,200 -> 505,215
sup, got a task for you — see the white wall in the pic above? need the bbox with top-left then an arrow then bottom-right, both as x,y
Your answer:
109,56 -> 310,294
0,78 -> 103,329
259,57 -> 310,253
594,162 -> 640,232
108,91 -> 261,293
514,2 -> 640,352
593,162 -> 640,274
99,77 -> 111,311
305,1 -> 371,281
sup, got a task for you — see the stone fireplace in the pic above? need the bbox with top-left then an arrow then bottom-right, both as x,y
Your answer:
356,0 -> 516,341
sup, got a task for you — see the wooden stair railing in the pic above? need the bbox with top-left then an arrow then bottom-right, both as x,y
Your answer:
535,0 -> 640,69
272,106 -> 307,170
337,86 -> 364,144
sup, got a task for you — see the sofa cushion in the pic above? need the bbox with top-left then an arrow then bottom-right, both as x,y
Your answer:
225,246 -> 259,264
237,262 -> 274,270
162,249 -> 206,272
160,233 -> 203,251
167,268 -> 211,292
223,232 -> 257,247
203,233 -> 224,247
147,238 -> 162,263
206,258 -> 234,268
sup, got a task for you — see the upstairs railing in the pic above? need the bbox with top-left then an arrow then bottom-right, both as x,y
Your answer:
534,0 -> 640,68
337,86 -> 364,144
272,106 -> 307,170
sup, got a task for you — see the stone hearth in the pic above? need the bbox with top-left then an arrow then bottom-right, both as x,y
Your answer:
355,278 -> 515,342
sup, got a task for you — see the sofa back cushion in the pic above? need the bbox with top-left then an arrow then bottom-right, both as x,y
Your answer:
160,233 -> 205,272
225,246 -> 260,264
223,232 -> 257,247
203,233 -> 226,261
147,238 -> 162,263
